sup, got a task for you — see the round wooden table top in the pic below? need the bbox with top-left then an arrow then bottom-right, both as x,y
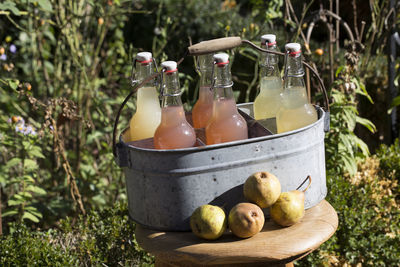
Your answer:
136,200 -> 338,266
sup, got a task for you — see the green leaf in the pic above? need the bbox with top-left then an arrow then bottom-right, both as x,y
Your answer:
87,131 -> 102,144
22,211 -> 40,223
19,191 -> 32,199
335,66 -> 344,77
342,154 -> 357,176
352,78 -> 373,104
355,116 -> 376,133
26,185 -> 47,195
353,135 -> 370,156
43,30 -> 56,43
2,210 -> 18,217
28,146 -> 45,158
7,79 -> 20,90
8,198 -> 25,206
24,206 -> 43,218
23,175 -> 35,183
44,61 -> 54,73
22,140 -> 32,150
24,158 -> 38,170
338,133 -> 353,152
37,0 -> 53,12
0,1 -> 21,16
6,157 -> 22,169
388,95 -> 400,114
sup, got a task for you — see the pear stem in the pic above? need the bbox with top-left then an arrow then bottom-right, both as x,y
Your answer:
296,175 -> 312,192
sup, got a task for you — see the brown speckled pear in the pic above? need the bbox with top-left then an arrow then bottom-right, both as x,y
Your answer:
228,202 -> 265,238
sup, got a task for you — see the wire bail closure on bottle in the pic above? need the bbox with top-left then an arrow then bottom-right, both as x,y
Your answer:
159,67 -> 183,99
259,41 -> 279,69
210,60 -> 234,92
283,50 -> 305,81
130,57 -> 159,87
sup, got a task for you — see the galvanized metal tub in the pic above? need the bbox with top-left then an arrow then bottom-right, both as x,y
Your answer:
115,105 -> 328,231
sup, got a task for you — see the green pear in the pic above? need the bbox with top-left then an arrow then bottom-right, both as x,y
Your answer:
269,190 -> 305,226
243,171 -> 281,208
270,176 -> 312,227
228,202 -> 265,238
190,204 -> 227,240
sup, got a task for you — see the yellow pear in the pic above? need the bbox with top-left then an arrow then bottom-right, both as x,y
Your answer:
190,204 -> 227,240
270,190 -> 305,226
270,176 -> 312,227
228,202 -> 265,238
243,171 -> 281,208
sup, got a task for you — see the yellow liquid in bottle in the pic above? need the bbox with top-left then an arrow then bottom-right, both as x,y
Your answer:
276,86 -> 318,133
253,77 -> 283,120
129,86 -> 161,141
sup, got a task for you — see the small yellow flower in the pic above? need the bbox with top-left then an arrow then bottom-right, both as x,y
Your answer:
98,17 -> 104,25
225,25 -> 230,31
0,47 -> 4,55
5,36 -> 12,43
242,27 -> 246,33
250,23 -> 255,32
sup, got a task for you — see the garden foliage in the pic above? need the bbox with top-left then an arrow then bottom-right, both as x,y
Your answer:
0,0 -> 399,266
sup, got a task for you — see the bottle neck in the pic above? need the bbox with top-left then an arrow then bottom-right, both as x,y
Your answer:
161,71 -> 183,107
283,54 -> 305,89
260,63 -> 280,78
199,68 -> 213,88
213,64 -> 233,100
198,54 -> 214,88
135,61 -> 155,86
260,44 -> 280,78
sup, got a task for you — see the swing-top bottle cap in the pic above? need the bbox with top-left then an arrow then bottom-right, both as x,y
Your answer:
213,53 -> 229,65
285,43 -> 302,56
261,34 -> 276,46
161,61 -> 178,73
136,52 -> 152,63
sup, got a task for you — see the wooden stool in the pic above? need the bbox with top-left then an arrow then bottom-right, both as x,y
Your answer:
136,200 -> 338,267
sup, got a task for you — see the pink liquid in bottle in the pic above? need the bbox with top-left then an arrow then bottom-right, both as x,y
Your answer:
192,86 -> 213,129
154,106 -> 196,149
205,98 -> 248,145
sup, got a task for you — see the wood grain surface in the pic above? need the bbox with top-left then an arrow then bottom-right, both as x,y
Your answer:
135,200 -> 338,266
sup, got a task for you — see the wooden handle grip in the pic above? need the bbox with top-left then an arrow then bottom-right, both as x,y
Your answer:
188,37 -> 242,55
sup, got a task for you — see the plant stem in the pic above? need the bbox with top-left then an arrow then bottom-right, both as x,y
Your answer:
0,187 -> 2,235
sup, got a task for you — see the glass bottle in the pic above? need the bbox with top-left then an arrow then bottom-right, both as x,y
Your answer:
154,61 -> 196,149
129,52 -> 161,141
253,34 -> 283,121
192,53 -> 214,129
276,43 -> 318,133
205,53 -> 248,145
